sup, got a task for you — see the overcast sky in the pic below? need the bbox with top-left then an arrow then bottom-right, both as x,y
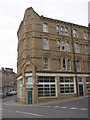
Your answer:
0,0 -> 89,73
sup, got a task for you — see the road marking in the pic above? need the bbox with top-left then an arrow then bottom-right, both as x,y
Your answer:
53,106 -> 59,108
16,111 -> 43,117
70,107 -> 78,110
42,106 -> 51,108
79,108 -> 87,111
24,105 -> 35,107
60,107 -> 68,109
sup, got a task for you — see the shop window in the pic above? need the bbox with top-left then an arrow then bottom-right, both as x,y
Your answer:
38,76 -> 56,97
60,77 -> 75,94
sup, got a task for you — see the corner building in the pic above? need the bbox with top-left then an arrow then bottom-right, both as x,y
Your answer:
17,7 -> 90,104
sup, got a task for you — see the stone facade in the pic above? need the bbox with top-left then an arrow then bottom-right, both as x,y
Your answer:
0,68 -> 17,96
17,7 -> 90,104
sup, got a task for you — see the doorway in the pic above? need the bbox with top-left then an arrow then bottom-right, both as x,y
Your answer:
79,84 -> 84,96
28,90 -> 32,104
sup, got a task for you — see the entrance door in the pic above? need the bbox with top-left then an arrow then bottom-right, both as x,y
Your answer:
28,90 -> 32,104
79,84 -> 84,96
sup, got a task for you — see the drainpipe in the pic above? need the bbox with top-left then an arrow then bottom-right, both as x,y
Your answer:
70,24 -> 78,97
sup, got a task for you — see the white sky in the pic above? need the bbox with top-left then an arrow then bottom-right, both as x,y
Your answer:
0,0 -> 89,73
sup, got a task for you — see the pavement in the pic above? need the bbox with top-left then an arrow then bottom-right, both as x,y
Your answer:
3,96 -> 89,106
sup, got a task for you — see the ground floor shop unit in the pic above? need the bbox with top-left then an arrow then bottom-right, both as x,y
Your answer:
17,72 -> 90,104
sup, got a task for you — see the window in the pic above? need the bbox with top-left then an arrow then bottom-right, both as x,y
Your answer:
85,44 -> 88,53
60,77 -> 75,94
86,77 -> 90,93
56,25 -> 60,34
57,40 -> 70,52
26,77 -> 33,88
26,77 -> 33,84
43,23 -> 48,32
88,32 -> 90,40
83,31 -> 87,39
78,77 -> 83,83
65,27 -> 68,36
58,58 -> 71,71
62,41 -> 65,51
20,79 -> 23,97
43,38 -> 49,49
58,59 -> 61,69
63,59 -> 66,70
60,26 -> 64,34
86,32 -> 90,40
44,57 -> 49,69
66,41 -> 70,52
76,60 -> 81,72
75,42 -> 80,53
67,59 -> 71,71
38,76 -> 56,97
57,40 -> 61,50
73,29 -> 78,38
85,45 -> 90,54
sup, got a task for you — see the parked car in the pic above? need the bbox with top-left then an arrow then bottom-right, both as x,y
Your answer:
0,93 -> 7,98
8,91 -> 17,96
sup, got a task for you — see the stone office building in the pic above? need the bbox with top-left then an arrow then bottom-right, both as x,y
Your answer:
0,68 -> 17,96
17,7 -> 90,104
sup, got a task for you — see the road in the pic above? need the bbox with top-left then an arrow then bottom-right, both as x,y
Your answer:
2,95 -> 89,119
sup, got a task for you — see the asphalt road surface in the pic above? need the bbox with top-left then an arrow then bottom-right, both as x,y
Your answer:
2,95 -> 89,119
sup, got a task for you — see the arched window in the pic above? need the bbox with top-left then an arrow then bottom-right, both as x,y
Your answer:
43,23 -> 48,32
58,57 -> 71,71
76,59 -> 81,72
65,27 -> 68,36
75,42 -> 80,53
44,57 -> 49,69
57,40 -> 61,50
83,31 -> 87,39
56,25 -> 60,34
60,26 -> 64,34
73,29 -> 78,38
43,37 -> 49,49
58,59 -> 61,69
66,41 -> 70,52
67,59 -> 71,71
